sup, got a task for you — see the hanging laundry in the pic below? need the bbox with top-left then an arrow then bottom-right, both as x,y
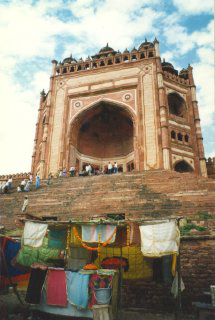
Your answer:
5,239 -> 28,277
139,221 -> 180,257
48,228 -> 67,249
162,255 -> 173,285
128,223 -> 141,246
82,224 -> 116,243
16,237 -> 62,267
171,272 -> 185,298
66,271 -> 90,309
25,267 -> 47,304
23,221 -> 48,247
67,247 -> 90,271
46,269 -> 67,306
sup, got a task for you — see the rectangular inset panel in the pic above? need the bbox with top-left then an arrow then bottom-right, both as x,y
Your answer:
49,88 -> 65,173
143,71 -> 158,169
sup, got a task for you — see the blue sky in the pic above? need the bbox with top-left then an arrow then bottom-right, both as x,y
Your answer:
0,0 -> 214,174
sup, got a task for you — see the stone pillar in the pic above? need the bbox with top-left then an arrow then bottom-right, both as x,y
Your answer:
188,65 -> 207,177
51,60 -> 58,77
157,68 -> 171,170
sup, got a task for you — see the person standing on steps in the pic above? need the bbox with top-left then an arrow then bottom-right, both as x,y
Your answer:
108,162 -> 112,174
47,173 -> 53,185
36,174 -> 40,190
113,162 -> 118,174
69,166 -> 75,177
22,196 -> 28,213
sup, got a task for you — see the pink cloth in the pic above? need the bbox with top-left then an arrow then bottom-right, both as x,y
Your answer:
46,270 -> 67,306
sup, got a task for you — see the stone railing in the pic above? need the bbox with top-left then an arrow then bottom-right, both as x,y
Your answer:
55,49 -> 155,76
0,172 -> 31,182
163,70 -> 190,86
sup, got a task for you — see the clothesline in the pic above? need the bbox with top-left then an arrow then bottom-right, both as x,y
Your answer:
23,216 -> 184,227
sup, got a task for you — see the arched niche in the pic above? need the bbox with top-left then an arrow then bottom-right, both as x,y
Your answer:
69,101 -> 134,162
174,160 -> 194,173
168,92 -> 187,118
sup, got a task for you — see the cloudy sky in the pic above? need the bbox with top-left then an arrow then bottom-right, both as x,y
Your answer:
0,0 -> 214,175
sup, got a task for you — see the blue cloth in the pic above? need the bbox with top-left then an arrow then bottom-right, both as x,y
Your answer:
36,176 -> 40,189
5,240 -> 27,276
48,229 -> 67,249
66,271 -> 90,309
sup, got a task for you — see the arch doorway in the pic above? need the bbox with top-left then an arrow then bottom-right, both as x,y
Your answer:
174,160 -> 194,173
69,101 -> 135,172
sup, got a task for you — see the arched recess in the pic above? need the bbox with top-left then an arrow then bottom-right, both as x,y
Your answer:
168,92 -> 187,118
174,160 -> 194,173
68,100 -> 136,171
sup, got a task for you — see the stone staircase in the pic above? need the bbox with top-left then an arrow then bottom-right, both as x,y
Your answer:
0,170 -> 215,231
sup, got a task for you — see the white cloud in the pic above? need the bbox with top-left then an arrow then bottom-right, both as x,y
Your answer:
172,0 -> 214,14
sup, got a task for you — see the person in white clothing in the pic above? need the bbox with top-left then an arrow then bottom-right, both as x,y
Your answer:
113,162 -> 118,174
108,162 -> 112,174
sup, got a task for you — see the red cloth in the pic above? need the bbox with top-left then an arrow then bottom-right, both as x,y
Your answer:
46,270 -> 67,306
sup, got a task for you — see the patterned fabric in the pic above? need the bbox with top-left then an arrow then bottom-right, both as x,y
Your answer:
46,270 -> 67,306
66,271 -> 90,309
16,238 -> 62,267
23,221 -> 48,247
139,221 -> 180,257
95,246 -> 153,280
82,225 -> 116,243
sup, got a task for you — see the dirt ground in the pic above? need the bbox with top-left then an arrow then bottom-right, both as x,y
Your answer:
0,291 -> 196,320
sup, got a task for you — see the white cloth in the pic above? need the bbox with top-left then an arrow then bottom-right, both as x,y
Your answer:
23,221 -> 48,247
82,224 -> 116,243
171,272 -> 185,298
139,221 -> 180,257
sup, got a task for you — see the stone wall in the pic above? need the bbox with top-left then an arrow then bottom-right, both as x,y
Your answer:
206,157 -> 215,179
122,238 -> 215,313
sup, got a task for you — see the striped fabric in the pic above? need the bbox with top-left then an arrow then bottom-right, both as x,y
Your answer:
82,225 -> 116,243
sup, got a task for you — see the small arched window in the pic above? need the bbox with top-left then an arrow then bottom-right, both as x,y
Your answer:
123,56 -> 128,61
70,66 -> 75,72
177,133 -> 183,141
85,64 -> 90,70
100,61 -> 105,67
140,53 -> 145,59
77,65 -> 82,71
115,58 -> 120,64
185,134 -> 189,143
171,130 -> 176,139
131,55 -> 137,60
108,59 -> 113,65
93,63 -> 97,68
148,52 -> 154,57
62,68 -> 67,73
168,92 -> 186,118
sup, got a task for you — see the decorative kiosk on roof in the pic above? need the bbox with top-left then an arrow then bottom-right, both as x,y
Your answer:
31,38 -> 207,179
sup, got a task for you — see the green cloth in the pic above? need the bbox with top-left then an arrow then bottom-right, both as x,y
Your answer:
16,238 -> 61,267
48,228 -> 67,249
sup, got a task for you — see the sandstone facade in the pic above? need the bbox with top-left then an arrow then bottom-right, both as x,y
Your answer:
31,39 -> 207,179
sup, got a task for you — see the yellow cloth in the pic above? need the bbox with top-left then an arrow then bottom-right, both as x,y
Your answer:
172,254 -> 177,277
95,246 -> 153,280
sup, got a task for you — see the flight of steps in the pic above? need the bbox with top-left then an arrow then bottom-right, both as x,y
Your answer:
0,170 -> 215,231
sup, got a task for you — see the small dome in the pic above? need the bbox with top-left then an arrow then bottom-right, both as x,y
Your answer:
162,59 -> 178,76
179,68 -> 188,80
99,43 -> 114,53
138,38 -> 154,50
123,48 -> 129,54
62,54 -> 77,64
131,47 -> 137,52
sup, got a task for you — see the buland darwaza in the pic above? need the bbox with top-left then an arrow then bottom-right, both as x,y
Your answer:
31,38 -> 207,179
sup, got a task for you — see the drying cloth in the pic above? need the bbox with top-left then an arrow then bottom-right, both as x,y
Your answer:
171,272 -> 185,298
46,269 -> 67,306
23,221 -> 48,247
162,255 -> 173,285
128,223 -> 141,246
25,267 -> 47,304
16,237 -> 61,267
48,228 -> 67,249
67,247 -> 90,271
139,221 -> 180,257
66,271 -> 90,309
82,225 -> 116,243
95,246 -> 153,280
5,239 -> 28,276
